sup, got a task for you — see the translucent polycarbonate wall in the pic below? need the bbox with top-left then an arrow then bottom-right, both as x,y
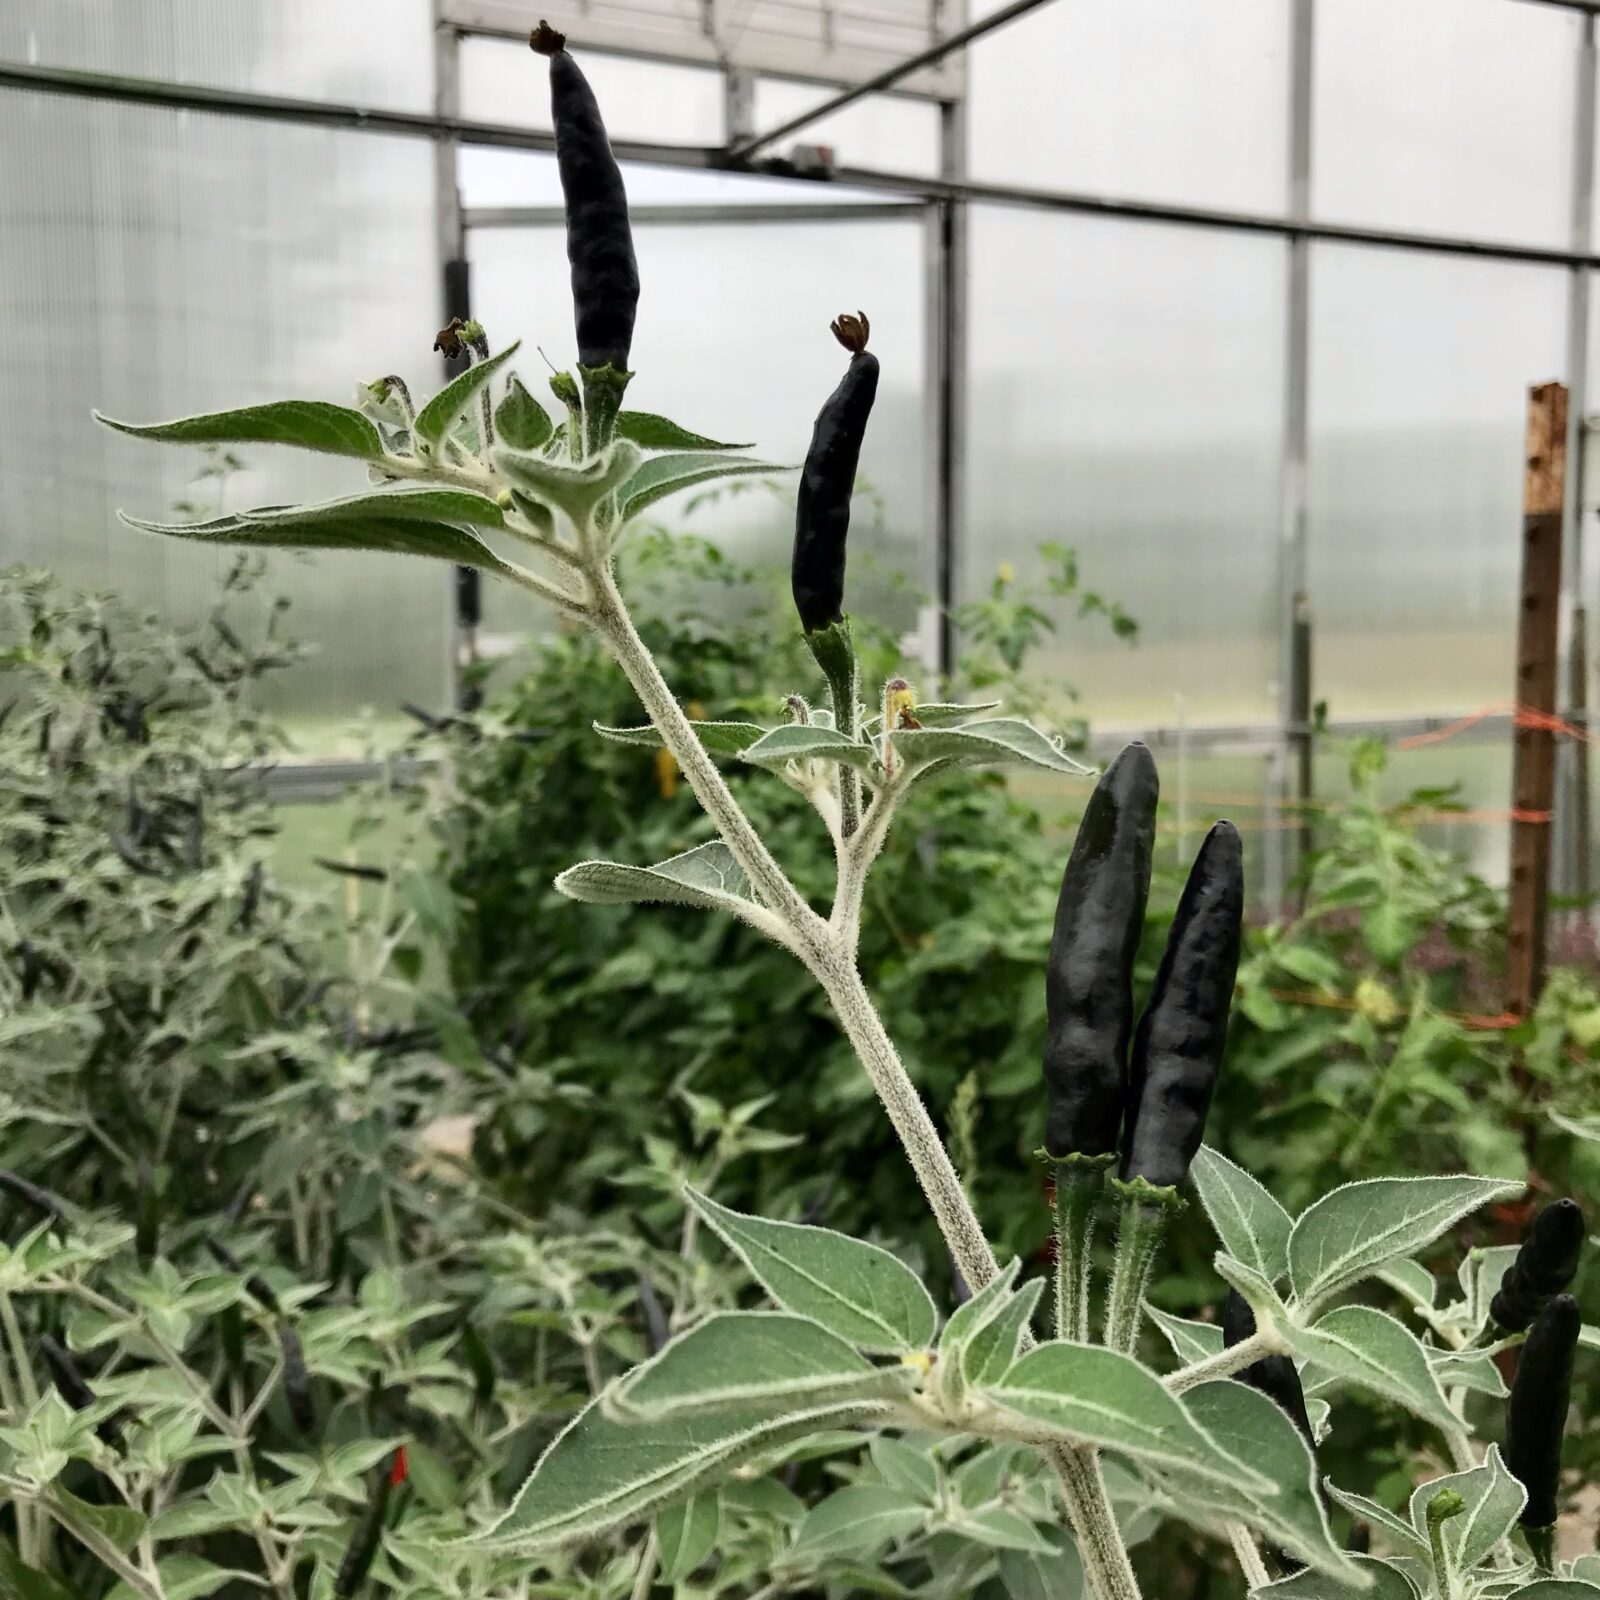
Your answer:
0,90 -> 450,742
965,210 -> 1286,729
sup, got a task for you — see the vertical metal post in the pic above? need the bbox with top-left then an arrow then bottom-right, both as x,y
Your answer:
1508,382 -> 1569,1017
1269,0 -> 1316,917
926,99 -> 968,681
1557,16 -> 1596,905
433,3 -> 478,711
723,69 -> 756,146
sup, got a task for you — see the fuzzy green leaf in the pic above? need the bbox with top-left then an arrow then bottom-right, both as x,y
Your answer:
741,725 -> 878,772
593,720 -> 768,756
983,1342 -> 1274,1490
997,1529 -> 1085,1600
1322,1484 -> 1429,1563
936,1261 -> 1020,1412
791,1485 -> 926,1557
1250,1558 -> 1419,1598
494,375 -> 554,452
554,842 -> 752,916
1284,1307 -> 1457,1434
686,1191 -> 937,1356
1146,1305 -> 1225,1367
893,719 -> 1094,778
618,451 -> 782,521
1287,1177 -> 1520,1312
1428,1346 -> 1507,1398
1374,1258 -> 1438,1310
1405,1448 -> 1525,1571
1192,1146 -> 1293,1285
609,1312 -> 911,1420
96,400 -> 384,460
960,1280 -> 1043,1389
1159,1379 -> 1368,1585
415,343 -> 521,447
901,700 -> 1003,728
614,412 -> 751,451
495,438 -> 642,522
655,1492 -> 719,1583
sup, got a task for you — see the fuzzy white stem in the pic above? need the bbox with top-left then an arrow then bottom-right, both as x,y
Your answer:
1164,1330 -> 1277,1394
1228,1522 -> 1272,1593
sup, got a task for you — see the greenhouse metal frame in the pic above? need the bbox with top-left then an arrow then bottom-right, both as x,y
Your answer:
3,0 -> 1600,908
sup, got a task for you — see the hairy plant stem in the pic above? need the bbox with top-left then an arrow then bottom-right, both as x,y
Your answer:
1050,1160 -> 1109,1343
1163,1330 -> 1276,1394
1228,1522 -> 1271,1593
586,548 -> 1141,1600
1104,1197 -> 1169,1354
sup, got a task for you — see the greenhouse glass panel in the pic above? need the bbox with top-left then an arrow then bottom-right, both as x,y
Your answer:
967,0 -> 1289,215
0,93 -> 451,750
966,207 -> 1285,732
1313,0 -> 1579,249
461,35 -> 725,143
1306,245 -> 1568,724
467,218 -> 928,649
0,0 -> 434,112
749,80 -> 941,178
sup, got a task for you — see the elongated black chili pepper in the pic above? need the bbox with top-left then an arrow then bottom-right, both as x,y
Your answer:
792,314 -> 879,634
0,1169 -> 66,1225
279,1324 -> 317,1436
205,1237 -> 281,1314
1119,821 -> 1243,1190
460,1321 -> 496,1406
40,1335 -> 120,1444
333,1452 -> 399,1598
1492,1199 -> 1585,1333
530,21 -> 638,373
1043,742 -> 1159,1160
636,1272 -> 669,1356
1506,1292 -> 1580,1557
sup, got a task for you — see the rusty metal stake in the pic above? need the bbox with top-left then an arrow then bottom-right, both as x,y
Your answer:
1507,381 -> 1568,1017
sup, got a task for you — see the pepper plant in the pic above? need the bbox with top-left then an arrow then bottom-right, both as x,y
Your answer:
90,23 -> 1600,1600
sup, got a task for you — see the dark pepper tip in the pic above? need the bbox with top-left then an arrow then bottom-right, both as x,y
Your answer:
530,20 -> 567,56
830,311 -> 871,355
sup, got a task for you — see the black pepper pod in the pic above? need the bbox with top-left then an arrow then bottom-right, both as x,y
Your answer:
1119,821 -> 1243,1190
792,315 -> 879,635
39,1335 -> 120,1444
530,21 -> 638,374
1506,1292 -> 1580,1547
206,1236 -> 282,1314
279,1323 -> 317,1436
1491,1199 -> 1585,1333
0,1170 -> 66,1226
332,1452 -> 400,1598
1043,742 -> 1159,1160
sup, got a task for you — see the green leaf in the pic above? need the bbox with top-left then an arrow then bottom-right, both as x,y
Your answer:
937,1261 -> 1021,1411
118,496 -> 517,577
1192,1146 -> 1293,1285
902,700 -> 1002,728
1428,1346 -> 1508,1398
1214,1252 -> 1289,1320
655,1493 -> 719,1583
54,1490 -> 146,1554
618,451 -> 783,521
870,1436 -> 939,1502
593,720 -> 768,756
1146,1305 -> 1225,1367
1504,1586 -> 1600,1599
687,1190 -> 937,1356
1251,1557 -> 1421,1598
247,486 -> 506,530
415,342 -> 521,447
997,1529 -> 1085,1600
494,375 -> 554,451
1322,1484 -> 1429,1562
1374,1259 -> 1437,1310
983,1342 -> 1274,1490
0,1540 -> 85,1600
1284,1306 -> 1457,1434
554,842 -> 753,917
1287,1177 -> 1520,1312
960,1280 -> 1044,1389
96,400 -> 385,460
614,412 -> 751,451
791,1484 -> 926,1557
107,1558 -> 247,1600
495,439 -> 642,522
740,724 -> 877,773
476,1394 -> 878,1550
1405,1448 -> 1525,1570
1163,1380 -> 1367,1585
609,1312 -> 911,1419
1570,1556 -> 1600,1586
950,1506 -> 1054,1553
893,719 -> 1095,778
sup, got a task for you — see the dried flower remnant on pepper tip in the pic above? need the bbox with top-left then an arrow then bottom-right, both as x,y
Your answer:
434,317 -> 467,359
529,19 -> 567,55
832,311 -> 871,355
